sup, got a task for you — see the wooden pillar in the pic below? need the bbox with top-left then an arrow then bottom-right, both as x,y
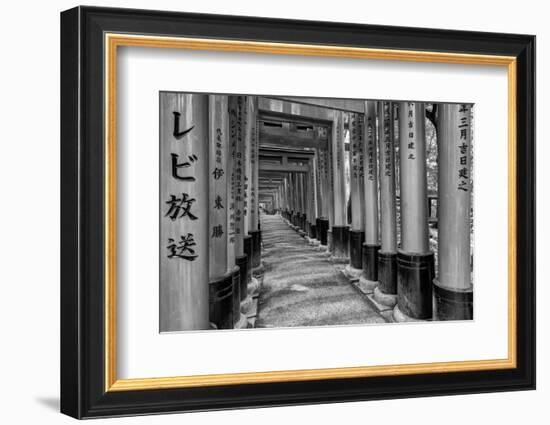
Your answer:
284,175 -> 290,218
315,150 -> 323,218
395,102 -> 435,321
434,103 -> 473,320
207,95 -> 235,329
331,110 -> 349,261
375,101 -> 398,303
308,156 -> 319,243
289,172 -> 297,226
159,93 -> 209,332
360,101 -> 381,289
347,112 -> 366,274
316,148 -> 330,249
229,96 -> 250,311
297,172 -> 306,233
246,97 -> 262,272
224,97 -> 244,329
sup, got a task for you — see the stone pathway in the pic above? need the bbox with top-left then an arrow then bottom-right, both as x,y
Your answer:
256,214 -> 385,328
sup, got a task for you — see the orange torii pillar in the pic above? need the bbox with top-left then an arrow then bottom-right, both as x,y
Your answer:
330,110 -> 349,262
228,96 -> 251,318
434,104 -> 473,320
359,101 -> 382,292
346,112 -> 366,277
289,172 -> 297,227
224,96 -> 247,329
247,97 -> 263,276
317,148 -> 331,251
394,102 -> 435,321
307,156 -> 320,245
241,97 -> 258,314
159,93 -> 209,332
299,172 -> 308,233
208,95 -> 240,329
375,101 -> 398,303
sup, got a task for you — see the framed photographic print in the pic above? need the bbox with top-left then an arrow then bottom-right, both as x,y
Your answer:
60,6 -> 536,419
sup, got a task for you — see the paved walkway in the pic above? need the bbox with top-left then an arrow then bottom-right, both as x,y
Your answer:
256,214 -> 385,328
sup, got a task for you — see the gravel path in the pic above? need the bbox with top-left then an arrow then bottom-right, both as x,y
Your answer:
256,214 -> 385,328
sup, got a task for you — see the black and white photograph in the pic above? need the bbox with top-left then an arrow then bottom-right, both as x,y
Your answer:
159,93 -> 474,332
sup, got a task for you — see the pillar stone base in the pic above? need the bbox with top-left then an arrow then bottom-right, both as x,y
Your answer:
310,238 -> 320,246
248,229 -> 262,269
433,279 -> 473,320
397,250 -> 435,320
373,285 -> 397,308
247,276 -> 260,297
235,254 -> 248,301
358,276 -> 378,293
231,265 -> 241,327
349,230 -> 365,269
362,244 -> 380,283
234,313 -> 249,329
331,226 -> 349,260
378,251 -> 397,296
252,264 -> 265,277
209,270 -> 234,329
241,295 -> 254,315
344,264 -> 363,279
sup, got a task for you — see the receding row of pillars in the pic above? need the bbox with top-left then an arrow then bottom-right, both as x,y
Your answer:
275,101 -> 473,321
159,93 -> 263,332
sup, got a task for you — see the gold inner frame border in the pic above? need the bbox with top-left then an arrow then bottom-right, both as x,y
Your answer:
104,33 -> 517,392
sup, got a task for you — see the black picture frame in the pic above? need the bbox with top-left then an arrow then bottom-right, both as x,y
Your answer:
60,5 -> 536,419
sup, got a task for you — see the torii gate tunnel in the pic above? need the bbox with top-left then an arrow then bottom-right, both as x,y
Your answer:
159,93 -> 474,332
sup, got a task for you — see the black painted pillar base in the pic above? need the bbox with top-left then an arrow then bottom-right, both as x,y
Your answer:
331,226 -> 350,261
319,218 -> 329,246
349,230 -> 365,269
301,214 -> 307,232
231,265 -> 241,327
362,244 -> 380,282
377,251 -> 397,295
396,250 -> 435,320
309,223 -> 317,239
243,235 -> 253,284
433,279 -> 473,320
248,230 -> 262,269
315,218 -> 321,238
209,270 -> 234,329
236,254 -> 248,302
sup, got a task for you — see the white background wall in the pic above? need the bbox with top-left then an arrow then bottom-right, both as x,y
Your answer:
0,0 -> 545,423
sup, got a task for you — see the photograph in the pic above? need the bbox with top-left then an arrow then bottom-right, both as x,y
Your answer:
56,5 -> 536,419
159,93 -> 474,332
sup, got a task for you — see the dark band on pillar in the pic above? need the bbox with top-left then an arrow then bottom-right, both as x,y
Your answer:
243,235 -> 253,284
248,229 -> 261,269
236,254 -> 248,301
396,251 -> 435,319
433,279 -> 473,320
331,225 -> 349,259
231,266 -> 241,326
209,270 -> 234,329
378,250 -> 397,295
363,244 -> 381,283
349,230 -> 365,269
